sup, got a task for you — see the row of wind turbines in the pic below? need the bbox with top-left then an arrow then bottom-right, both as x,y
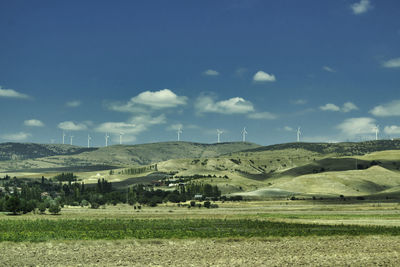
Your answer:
60,124 -> 382,147
62,132 -> 124,148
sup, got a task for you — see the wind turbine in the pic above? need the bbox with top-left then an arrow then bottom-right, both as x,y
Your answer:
70,135 -> 74,145
373,125 -> 379,141
217,129 -> 223,143
119,132 -> 124,145
87,134 -> 92,148
62,132 -> 66,144
242,127 -> 248,142
105,133 -> 110,147
177,128 -> 182,141
297,127 -> 301,142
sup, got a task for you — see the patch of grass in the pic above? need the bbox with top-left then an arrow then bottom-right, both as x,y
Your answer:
1,218 -> 400,242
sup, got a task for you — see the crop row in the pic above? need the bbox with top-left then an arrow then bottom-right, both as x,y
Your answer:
1,219 -> 400,242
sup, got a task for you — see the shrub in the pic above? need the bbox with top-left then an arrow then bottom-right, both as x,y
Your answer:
203,201 -> 211,208
38,202 -> 47,214
49,203 -> 61,215
190,200 -> 196,207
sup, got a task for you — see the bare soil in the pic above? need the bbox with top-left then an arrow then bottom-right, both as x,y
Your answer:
1,236 -> 399,267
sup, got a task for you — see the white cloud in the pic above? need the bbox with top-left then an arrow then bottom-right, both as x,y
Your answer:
351,0 -> 372,15
24,119 -> 44,127
195,96 -> 255,115
337,117 -> 376,136
370,100 -> 400,117
320,102 -> 358,112
322,66 -> 336,73
58,121 -> 88,131
283,126 -> 293,132
203,69 -> 219,76
382,57 -> 400,68
0,132 -> 31,142
0,86 -> 29,99
66,100 -> 81,107
384,125 -> 400,135
342,102 -> 358,112
108,89 -> 187,112
128,114 -> 166,125
292,99 -> 307,105
253,71 -> 276,82
320,103 -> 340,112
247,112 -> 277,120
95,122 -> 145,135
95,114 -> 166,144
167,123 -> 183,131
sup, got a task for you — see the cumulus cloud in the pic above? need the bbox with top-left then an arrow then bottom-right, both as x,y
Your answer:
24,119 -> 44,127
95,122 -> 145,135
351,0 -> 372,15
337,117 -> 376,136
320,102 -> 358,112
370,100 -> 400,117
382,57 -> 400,68
0,86 -> 29,99
342,102 -> 358,112
58,121 -> 88,131
283,126 -> 294,132
203,69 -> 219,76
66,100 -> 81,107
292,99 -> 307,105
0,132 -> 31,141
108,89 -> 187,112
167,123 -> 183,131
384,125 -> 400,135
247,112 -> 277,120
195,96 -> 254,115
253,71 -> 276,82
322,66 -> 336,73
320,103 -> 340,112
95,114 -> 166,144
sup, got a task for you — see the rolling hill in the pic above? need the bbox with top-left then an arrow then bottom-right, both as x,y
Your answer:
0,141 -> 261,171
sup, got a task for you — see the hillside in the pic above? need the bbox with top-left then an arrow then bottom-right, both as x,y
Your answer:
0,143 -> 97,161
244,140 -> 400,156
0,141 -> 261,171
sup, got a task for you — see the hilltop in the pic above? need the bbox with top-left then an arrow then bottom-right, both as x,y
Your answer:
0,143 -> 97,161
0,141 -> 261,171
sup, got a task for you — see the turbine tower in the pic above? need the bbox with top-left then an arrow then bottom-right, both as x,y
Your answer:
87,134 -> 92,148
177,128 -> 182,141
62,132 -> 66,144
217,129 -> 223,143
373,125 -> 379,141
119,132 -> 124,145
242,127 -> 248,142
297,127 -> 301,142
70,135 -> 74,145
105,133 -> 110,147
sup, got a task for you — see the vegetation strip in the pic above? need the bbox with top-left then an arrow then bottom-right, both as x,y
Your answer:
1,219 -> 400,242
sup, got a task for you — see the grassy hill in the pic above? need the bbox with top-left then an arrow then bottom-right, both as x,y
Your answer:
3,140 -> 400,199
0,142 -> 96,161
0,141 -> 260,171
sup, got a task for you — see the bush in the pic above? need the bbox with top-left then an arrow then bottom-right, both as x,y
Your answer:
203,201 -> 211,208
38,202 -> 47,214
190,200 -> 196,207
90,202 -> 100,209
49,203 -> 61,215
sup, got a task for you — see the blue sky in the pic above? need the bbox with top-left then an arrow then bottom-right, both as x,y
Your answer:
1,0 -> 400,146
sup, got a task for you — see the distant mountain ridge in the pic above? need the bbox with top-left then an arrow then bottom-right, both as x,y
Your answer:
243,140 -> 400,156
0,143 -> 97,161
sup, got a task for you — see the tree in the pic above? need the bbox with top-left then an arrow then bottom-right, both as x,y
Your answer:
49,203 -> 61,215
38,202 -> 47,214
5,196 -> 21,215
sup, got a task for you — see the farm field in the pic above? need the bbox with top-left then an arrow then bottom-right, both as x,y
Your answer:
1,201 -> 400,266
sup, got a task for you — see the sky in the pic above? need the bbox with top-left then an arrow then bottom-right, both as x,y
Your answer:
0,0 -> 400,147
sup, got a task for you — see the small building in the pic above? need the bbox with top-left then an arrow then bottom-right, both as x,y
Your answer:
194,194 -> 203,200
